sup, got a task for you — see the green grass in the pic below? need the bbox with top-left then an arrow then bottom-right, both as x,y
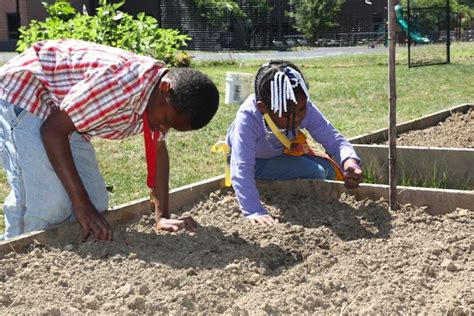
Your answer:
363,166 -> 473,190
1,42 -> 473,233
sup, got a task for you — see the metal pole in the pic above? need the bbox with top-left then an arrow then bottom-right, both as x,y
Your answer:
388,0 -> 398,211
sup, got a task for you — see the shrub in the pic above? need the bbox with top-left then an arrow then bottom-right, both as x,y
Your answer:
288,0 -> 344,40
17,0 -> 191,66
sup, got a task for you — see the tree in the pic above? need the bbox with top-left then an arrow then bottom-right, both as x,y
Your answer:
288,0 -> 345,40
401,0 -> 474,29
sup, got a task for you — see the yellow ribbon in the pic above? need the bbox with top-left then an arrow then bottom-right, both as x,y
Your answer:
211,141 -> 231,187
263,113 -> 345,181
263,113 -> 292,149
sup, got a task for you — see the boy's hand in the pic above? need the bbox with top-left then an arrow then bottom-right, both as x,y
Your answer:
343,159 -> 363,189
75,205 -> 113,242
155,216 -> 198,232
250,214 -> 279,226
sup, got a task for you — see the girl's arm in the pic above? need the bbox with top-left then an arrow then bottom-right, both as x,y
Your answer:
304,102 -> 360,167
229,112 -> 268,218
304,103 -> 363,187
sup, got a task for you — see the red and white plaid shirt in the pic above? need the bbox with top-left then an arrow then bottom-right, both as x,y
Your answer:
0,39 -> 167,140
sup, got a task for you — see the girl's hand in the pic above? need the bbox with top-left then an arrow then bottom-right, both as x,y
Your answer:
343,159 -> 363,189
250,214 -> 279,226
155,216 -> 198,232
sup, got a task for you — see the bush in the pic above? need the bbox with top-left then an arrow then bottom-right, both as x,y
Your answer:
288,0 -> 344,40
17,0 -> 191,66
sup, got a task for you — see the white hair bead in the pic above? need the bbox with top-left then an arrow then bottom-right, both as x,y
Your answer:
269,66 -> 307,117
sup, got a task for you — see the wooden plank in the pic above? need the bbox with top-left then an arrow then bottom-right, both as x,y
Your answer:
2,176 -> 472,255
0,176 -> 224,255
350,103 -> 473,144
258,180 -> 473,215
354,145 -> 474,189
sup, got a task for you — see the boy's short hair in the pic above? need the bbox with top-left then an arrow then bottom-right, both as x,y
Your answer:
167,68 -> 219,130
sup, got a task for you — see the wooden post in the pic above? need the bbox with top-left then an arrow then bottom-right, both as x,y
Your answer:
447,0 -> 451,64
388,0 -> 398,211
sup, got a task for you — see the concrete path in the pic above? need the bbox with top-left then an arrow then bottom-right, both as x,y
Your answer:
1,46 -> 387,64
0,52 -> 18,64
189,46 -> 387,61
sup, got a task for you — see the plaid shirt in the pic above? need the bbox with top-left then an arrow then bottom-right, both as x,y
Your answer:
0,39 -> 167,140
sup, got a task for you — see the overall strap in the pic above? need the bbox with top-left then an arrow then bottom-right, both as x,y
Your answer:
263,113 -> 291,148
142,111 -> 161,188
263,113 -> 344,180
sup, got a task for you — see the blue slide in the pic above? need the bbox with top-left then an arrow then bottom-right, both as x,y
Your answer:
395,4 -> 430,44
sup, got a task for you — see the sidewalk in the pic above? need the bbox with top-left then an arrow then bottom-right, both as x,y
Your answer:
189,46 -> 387,61
1,46 -> 387,64
0,52 -> 18,64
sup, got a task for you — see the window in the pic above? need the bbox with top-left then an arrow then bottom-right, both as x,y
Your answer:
7,13 -> 20,39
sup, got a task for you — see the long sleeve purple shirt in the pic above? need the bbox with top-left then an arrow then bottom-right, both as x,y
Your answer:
225,95 -> 360,218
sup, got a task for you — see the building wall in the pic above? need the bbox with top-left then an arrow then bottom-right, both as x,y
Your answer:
0,0 -> 89,50
1,0 -> 467,52
22,0 -> 48,26
339,0 -> 387,33
0,0 -> 404,51
0,0 -> 19,41
118,1 -> 160,20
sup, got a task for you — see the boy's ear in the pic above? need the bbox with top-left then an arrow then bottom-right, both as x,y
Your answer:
159,80 -> 171,94
256,100 -> 268,114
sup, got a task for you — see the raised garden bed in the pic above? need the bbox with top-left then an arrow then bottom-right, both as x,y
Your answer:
350,104 -> 473,189
0,177 -> 472,314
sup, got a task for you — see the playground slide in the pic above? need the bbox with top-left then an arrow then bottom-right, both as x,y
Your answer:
395,4 -> 430,44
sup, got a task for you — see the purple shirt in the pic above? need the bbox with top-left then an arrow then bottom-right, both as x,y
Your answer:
225,95 -> 360,218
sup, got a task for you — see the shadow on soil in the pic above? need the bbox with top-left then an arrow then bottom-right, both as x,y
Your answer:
70,193 -> 392,273
261,192 -> 393,241
73,225 -> 300,274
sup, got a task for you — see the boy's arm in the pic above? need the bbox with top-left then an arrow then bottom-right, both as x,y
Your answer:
40,108 -> 112,241
153,140 -> 197,232
152,140 -> 170,219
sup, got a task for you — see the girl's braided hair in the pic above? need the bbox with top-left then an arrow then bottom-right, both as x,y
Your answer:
254,60 -> 310,134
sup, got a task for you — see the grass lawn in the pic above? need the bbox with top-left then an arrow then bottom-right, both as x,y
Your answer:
0,42 -> 473,233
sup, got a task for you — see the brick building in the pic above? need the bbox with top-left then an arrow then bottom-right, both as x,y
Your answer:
0,0 -> 91,51
0,0 -> 387,51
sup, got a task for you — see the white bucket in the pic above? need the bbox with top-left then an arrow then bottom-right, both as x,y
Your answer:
225,72 -> 254,105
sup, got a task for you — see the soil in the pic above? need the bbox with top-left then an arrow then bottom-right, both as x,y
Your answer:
0,190 -> 472,314
388,109 -> 473,148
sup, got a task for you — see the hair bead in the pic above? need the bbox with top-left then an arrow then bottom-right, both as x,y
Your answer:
269,68 -> 303,117
254,61 -> 310,134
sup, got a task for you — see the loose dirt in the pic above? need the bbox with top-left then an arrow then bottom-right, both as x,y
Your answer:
0,190 -> 472,314
391,109 -> 473,148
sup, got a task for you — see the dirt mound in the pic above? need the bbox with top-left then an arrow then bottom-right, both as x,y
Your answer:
393,109 -> 473,148
0,190 -> 472,314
